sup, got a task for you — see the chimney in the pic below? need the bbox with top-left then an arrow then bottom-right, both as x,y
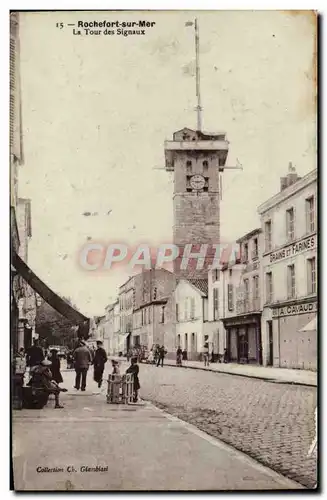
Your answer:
280,162 -> 301,191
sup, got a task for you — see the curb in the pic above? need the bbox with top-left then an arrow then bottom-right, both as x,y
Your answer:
163,363 -> 317,388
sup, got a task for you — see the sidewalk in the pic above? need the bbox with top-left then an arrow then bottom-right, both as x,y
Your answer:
12,372 -> 303,491
164,360 -> 317,387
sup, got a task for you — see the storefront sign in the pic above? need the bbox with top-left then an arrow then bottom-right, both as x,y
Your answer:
269,235 -> 316,264
224,316 -> 260,327
272,301 -> 317,318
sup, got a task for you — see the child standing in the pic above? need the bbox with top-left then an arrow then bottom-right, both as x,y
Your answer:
126,357 -> 140,403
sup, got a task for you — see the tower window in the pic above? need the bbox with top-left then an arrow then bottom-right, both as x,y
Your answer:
203,160 -> 209,174
186,160 -> 192,174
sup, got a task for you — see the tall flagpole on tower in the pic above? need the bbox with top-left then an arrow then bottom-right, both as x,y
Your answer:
194,18 -> 202,132
186,19 -> 203,132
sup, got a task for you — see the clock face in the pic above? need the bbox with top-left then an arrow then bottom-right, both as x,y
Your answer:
190,174 -> 206,191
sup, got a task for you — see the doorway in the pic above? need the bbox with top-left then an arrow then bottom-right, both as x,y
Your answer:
238,328 -> 248,364
190,333 -> 197,360
267,321 -> 273,366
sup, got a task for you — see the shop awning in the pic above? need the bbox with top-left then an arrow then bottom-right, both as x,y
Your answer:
299,315 -> 317,333
12,251 -> 89,325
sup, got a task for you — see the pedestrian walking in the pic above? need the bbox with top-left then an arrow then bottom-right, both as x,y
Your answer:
157,345 -> 167,367
126,357 -> 140,403
182,349 -> 188,362
73,340 -> 92,391
93,340 -> 108,388
176,346 -> 182,366
203,336 -> 210,367
48,349 -> 63,384
26,339 -> 44,368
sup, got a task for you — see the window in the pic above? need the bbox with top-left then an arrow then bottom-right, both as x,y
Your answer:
243,243 -> 249,263
266,272 -> 273,304
253,275 -> 259,310
253,275 -> 259,298
244,279 -> 249,300
287,264 -> 296,299
177,334 -> 181,347
176,303 -> 179,322
213,268 -> 220,282
229,269 -> 232,277
286,208 -> 295,242
213,288 -> 219,320
307,257 -> 316,294
186,160 -> 192,174
160,306 -> 165,324
253,238 -> 258,259
184,298 -> 189,320
190,297 -> 195,319
306,197 -> 315,233
203,160 -> 209,174
228,284 -> 234,311
265,220 -> 272,252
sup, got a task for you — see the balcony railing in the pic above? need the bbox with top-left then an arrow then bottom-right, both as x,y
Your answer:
236,298 -> 261,314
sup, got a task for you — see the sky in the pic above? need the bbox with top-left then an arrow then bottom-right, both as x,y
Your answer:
17,10 -> 316,317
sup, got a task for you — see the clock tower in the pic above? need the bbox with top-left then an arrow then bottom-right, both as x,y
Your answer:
165,127 -> 229,279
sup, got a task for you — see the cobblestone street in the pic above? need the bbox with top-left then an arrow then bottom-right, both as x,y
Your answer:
138,363 -> 317,488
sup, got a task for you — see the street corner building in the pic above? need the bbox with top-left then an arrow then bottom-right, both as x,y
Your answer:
258,164 -> 317,370
219,228 -> 263,365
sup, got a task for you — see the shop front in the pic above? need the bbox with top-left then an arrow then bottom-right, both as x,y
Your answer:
223,313 -> 262,365
271,298 -> 317,370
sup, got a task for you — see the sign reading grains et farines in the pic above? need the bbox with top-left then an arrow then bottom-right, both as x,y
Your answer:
269,235 -> 316,264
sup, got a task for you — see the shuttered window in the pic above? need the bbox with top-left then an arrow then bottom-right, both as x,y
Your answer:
190,297 -> 195,319
228,284 -> 234,311
213,288 -> 219,320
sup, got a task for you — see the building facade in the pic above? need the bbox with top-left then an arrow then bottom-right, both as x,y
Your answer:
165,128 -> 228,280
103,304 -> 115,355
221,230 -> 263,365
174,279 -> 209,360
10,12 -> 25,355
258,166 -> 317,370
118,277 -> 134,352
132,268 -> 175,349
16,198 -> 37,350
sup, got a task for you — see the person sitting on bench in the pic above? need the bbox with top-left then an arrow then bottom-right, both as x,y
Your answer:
27,359 -> 67,409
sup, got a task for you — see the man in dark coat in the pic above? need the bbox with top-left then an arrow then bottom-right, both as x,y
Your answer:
156,345 -> 167,368
73,341 -> 92,391
26,339 -> 44,368
93,341 -> 108,388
